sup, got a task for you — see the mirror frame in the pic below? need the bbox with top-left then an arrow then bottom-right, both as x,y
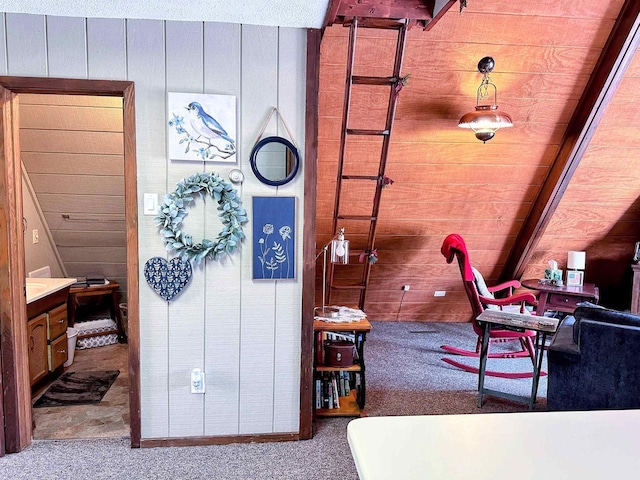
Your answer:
250,136 -> 300,186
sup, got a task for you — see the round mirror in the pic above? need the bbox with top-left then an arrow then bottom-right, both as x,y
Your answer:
250,136 -> 300,186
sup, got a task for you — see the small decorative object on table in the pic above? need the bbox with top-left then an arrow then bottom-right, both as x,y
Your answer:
543,259 -> 563,286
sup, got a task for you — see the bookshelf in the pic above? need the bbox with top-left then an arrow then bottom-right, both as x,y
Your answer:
313,317 -> 371,417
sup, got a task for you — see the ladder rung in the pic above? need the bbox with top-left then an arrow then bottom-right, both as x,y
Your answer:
347,129 -> 390,136
341,175 -> 378,180
345,18 -> 407,30
352,76 -> 397,85
337,215 -> 376,221
331,284 -> 366,290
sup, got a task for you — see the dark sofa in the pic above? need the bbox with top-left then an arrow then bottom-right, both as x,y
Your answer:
547,304 -> 640,411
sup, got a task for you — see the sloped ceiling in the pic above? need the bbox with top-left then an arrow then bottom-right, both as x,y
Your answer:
20,94 -> 128,296
317,0 -> 639,320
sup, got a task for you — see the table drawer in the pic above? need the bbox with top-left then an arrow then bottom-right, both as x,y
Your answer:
547,293 -> 581,310
47,303 -> 68,340
48,333 -> 68,371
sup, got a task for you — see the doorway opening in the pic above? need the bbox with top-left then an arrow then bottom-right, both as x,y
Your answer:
21,92 -> 129,440
0,77 -> 140,454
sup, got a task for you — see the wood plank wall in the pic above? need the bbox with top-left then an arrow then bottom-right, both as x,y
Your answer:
317,0 -> 626,321
1,13 -> 306,440
523,47 -> 640,310
20,94 -> 127,298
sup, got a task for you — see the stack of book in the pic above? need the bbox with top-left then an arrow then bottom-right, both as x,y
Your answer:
315,371 -> 358,410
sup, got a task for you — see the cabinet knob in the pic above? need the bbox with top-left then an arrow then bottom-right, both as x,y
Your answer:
563,298 -> 568,302
58,319 -> 65,324
59,349 -> 66,354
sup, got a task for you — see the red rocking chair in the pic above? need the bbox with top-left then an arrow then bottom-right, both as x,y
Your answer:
440,234 -> 541,379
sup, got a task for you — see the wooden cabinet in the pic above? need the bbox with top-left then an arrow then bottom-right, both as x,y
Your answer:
313,317 -> 371,417
28,314 -> 49,386
27,291 -> 70,386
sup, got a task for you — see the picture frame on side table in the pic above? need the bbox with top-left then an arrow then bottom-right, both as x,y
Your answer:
566,270 -> 584,287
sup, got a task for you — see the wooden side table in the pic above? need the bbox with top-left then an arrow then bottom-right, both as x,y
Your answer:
314,317 -> 371,417
67,280 -> 125,342
521,279 -> 599,315
476,310 -> 559,409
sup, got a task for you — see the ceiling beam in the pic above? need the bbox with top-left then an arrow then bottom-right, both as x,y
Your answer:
501,0 -> 640,281
324,0 -> 456,30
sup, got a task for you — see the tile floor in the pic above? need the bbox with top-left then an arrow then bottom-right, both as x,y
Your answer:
31,343 -> 130,440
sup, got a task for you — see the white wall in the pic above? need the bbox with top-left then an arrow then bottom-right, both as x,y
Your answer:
22,176 -> 64,278
1,13 -> 306,439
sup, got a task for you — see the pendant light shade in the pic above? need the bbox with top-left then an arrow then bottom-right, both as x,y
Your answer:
458,57 -> 513,142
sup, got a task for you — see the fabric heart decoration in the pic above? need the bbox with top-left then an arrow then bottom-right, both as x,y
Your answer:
144,257 -> 192,301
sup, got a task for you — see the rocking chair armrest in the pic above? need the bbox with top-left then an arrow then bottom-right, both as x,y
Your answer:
480,292 -> 537,308
487,279 -> 521,294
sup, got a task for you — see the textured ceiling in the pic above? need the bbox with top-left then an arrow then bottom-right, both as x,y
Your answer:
2,0 -> 330,28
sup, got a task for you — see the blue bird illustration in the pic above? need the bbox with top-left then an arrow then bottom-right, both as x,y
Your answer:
185,102 -> 235,146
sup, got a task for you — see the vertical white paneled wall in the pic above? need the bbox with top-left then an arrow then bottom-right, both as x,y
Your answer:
127,19 -> 170,439
2,12 -> 306,439
165,21 -> 206,438
203,22 -> 242,436
46,16 -> 86,78
273,27 -> 306,433
239,24 -> 279,434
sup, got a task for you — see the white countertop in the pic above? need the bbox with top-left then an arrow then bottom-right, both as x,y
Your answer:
26,277 -> 77,304
347,410 -> 640,479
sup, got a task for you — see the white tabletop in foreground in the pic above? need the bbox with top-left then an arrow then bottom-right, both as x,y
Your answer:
347,410 -> 640,480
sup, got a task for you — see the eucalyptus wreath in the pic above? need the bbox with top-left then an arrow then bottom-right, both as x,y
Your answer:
155,172 -> 248,264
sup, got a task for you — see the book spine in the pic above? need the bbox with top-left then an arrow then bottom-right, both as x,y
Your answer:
344,371 -> 351,396
322,373 -> 329,409
331,372 -> 340,409
327,375 -> 334,409
315,333 -> 323,365
315,378 -> 321,409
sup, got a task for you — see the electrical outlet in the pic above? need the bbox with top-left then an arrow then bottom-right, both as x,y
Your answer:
32,229 -> 39,244
402,285 -> 411,291
434,290 -> 446,297
191,368 -> 205,394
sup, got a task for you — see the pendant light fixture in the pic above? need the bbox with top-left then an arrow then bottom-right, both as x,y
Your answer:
458,57 -> 513,143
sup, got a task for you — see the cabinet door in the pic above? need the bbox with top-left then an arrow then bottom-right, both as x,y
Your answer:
28,314 -> 48,386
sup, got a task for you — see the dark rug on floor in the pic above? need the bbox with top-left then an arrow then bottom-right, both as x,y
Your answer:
33,370 -> 120,408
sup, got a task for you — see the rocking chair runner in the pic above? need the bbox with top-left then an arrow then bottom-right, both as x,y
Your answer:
440,234 -> 542,379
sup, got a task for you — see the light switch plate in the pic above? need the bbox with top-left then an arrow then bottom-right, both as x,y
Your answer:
143,193 -> 158,215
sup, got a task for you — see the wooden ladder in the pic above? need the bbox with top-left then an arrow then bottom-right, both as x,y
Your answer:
327,18 -> 409,310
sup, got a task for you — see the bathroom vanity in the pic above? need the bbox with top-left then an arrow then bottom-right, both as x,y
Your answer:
26,278 -> 76,386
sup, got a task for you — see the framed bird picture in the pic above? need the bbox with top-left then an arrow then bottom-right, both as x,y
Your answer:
167,92 -> 237,162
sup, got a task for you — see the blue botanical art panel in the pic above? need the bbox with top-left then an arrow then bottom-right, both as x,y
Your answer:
167,92 -> 236,162
253,196 -> 296,280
